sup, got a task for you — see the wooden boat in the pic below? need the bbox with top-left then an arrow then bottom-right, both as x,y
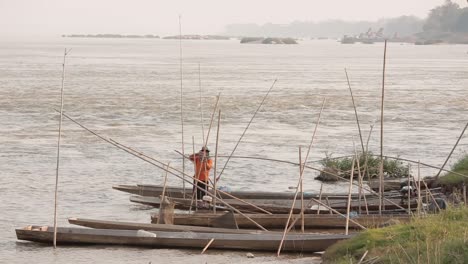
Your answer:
16,225 -> 351,252
130,195 -> 417,214
150,212 -> 411,229
68,218 -> 264,234
113,184 -> 372,200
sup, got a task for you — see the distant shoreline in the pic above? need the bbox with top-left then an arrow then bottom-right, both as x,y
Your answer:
62,34 -> 231,40
62,34 -> 160,39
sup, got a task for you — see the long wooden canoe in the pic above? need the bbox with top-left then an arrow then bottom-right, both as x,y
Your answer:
150,212 -> 411,229
130,195 -> 417,214
114,184 -> 374,200
16,225 -> 351,252
68,218 -> 264,234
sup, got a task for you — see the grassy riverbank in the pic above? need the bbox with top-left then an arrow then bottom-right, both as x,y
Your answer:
322,208 -> 468,263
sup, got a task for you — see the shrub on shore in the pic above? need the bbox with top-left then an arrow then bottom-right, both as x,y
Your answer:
438,154 -> 468,188
317,152 -> 409,181
322,207 -> 468,264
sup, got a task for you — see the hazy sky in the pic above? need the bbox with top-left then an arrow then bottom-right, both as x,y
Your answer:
1,0 -> 466,36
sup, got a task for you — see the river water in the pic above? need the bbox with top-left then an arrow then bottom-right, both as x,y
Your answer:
0,37 -> 467,263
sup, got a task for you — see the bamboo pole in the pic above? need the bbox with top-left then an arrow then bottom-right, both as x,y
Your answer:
326,197 -> 332,214
53,48 -> 70,249
190,136 -> 197,212
417,161 -> 421,216
277,98 -> 326,256
379,40 -> 388,215
299,146 -> 304,232
422,180 -> 441,211
435,122 -> 468,179
345,158 -> 356,235
157,163 -> 170,224
364,124 -> 374,183
317,183 -> 323,215
201,238 -> 215,254
311,198 -> 366,229
198,63 -> 206,146
203,94 -> 220,148
353,139 -> 362,215
213,110 -> 221,214
463,183 -> 466,206
178,15 -> 186,198
345,68 -> 365,155
407,163 -> 411,215
216,79 -> 277,183
60,113 -> 270,230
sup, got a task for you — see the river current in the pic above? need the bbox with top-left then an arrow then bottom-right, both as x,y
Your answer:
0,37 -> 467,263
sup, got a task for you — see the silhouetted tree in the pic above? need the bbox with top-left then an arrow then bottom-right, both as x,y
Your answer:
423,0 -> 461,32
454,8 -> 468,32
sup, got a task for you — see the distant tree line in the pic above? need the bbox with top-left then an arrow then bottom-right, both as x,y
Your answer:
224,0 -> 468,39
224,16 -> 424,39
423,0 -> 468,33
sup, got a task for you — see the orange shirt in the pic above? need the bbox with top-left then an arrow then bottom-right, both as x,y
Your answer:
189,154 -> 213,182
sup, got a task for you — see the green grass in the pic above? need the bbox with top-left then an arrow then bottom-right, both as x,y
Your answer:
322,207 -> 468,264
438,155 -> 468,187
320,152 -> 409,179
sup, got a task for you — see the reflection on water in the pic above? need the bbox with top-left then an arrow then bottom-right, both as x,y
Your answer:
1,38 -> 467,263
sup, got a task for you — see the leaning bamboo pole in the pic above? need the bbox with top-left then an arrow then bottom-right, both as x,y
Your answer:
178,15 -> 186,198
157,163 -> 170,224
198,63 -> 206,146
317,183 -> 323,215
277,98 -> 326,256
417,161 -> 422,216
379,40 -> 388,215
216,79 -> 277,183
213,109 -> 221,214
299,146 -> 304,232
60,112 -> 270,230
407,164 -> 411,215
345,68 -> 366,156
345,158 -> 356,235
434,121 -> 468,180
311,198 -> 366,229
53,48 -> 70,249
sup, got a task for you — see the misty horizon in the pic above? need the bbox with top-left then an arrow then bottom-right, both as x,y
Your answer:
1,0 -> 466,37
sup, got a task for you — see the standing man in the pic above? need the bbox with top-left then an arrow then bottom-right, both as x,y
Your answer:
189,147 -> 213,201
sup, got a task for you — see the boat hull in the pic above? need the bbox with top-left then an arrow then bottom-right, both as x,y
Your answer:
16,226 -> 350,252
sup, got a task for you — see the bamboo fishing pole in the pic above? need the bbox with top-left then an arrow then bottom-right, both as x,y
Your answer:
407,163 -> 411,215
277,98 -> 326,257
53,48 -> 70,249
353,140 -> 363,215
345,68 -> 365,156
417,161 -> 422,216
345,158 -> 356,235
198,63 -> 206,145
299,147 -> 304,233
216,79 -> 277,183
317,183 -> 323,215
178,15 -> 186,198
434,121 -> 468,180
157,163 -> 170,224
379,40 -> 388,215
213,110 -> 221,214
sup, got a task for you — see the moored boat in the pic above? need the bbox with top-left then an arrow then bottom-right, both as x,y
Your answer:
113,184 -> 375,200
16,225 -> 351,252
130,195 -> 415,214
150,212 -> 411,229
